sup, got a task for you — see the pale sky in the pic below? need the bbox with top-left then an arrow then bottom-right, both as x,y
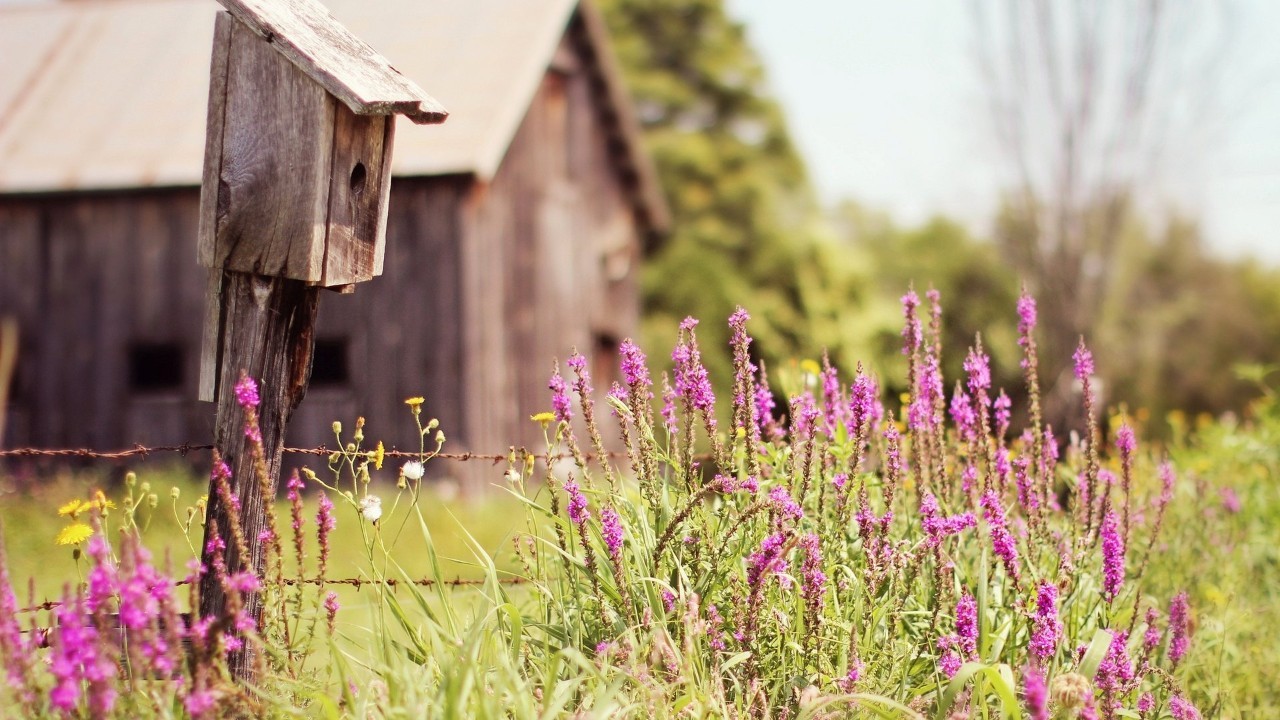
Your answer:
729,0 -> 1280,264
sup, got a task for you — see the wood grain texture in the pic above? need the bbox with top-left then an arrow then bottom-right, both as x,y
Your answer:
198,270 -> 319,680
211,17 -> 333,282
319,111 -> 389,286
197,12 -> 233,270
215,0 -> 447,124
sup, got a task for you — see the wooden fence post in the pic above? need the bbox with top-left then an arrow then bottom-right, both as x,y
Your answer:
197,273 -> 318,678
193,0 -> 445,681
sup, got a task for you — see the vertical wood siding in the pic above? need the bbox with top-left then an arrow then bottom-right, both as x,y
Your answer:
0,24 -> 645,492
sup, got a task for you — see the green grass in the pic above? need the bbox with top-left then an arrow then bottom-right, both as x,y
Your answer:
0,461 -> 526,609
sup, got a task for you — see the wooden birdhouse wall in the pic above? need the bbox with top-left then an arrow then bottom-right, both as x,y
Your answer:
197,13 -> 393,287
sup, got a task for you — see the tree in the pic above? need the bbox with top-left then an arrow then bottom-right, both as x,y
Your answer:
598,0 -> 890,391
970,0 -> 1232,422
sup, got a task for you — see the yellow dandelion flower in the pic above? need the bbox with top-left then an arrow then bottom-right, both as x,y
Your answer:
55,523 -> 94,546
530,411 -> 556,427
405,396 -> 425,408
372,441 -> 385,470
800,359 -> 821,376
57,499 -> 89,518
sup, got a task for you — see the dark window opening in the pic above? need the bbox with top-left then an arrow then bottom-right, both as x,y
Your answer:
592,334 -> 620,393
311,338 -> 350,387
129,342 -> 184,393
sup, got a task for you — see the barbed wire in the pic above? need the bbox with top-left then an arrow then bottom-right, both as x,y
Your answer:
14,574 -> 538,615
0,443 -> 639,463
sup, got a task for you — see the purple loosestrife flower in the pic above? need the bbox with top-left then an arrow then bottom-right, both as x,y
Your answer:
1095,630 -> 1135,711
1169,591 -> 1190,666
317,493 -> 335,579
85,533 -> 116,614
908,355 -> 943,433
950,385 -> 978,442
746,533 -> 789,590
705,604 -> 727,650
1024,666 -> 1049,720
993,390 -> 1011,437
618,339 -> 652,397
754,367 -> 777,438
661,589 -> 677,613
961,464 -> 979,494
212,460 -> 239,513
1137,693 -> 1154,714
564,479 -> 590,525
185,689 -> 218,718
790,392 -> 820,440
1142,607 -> 1161,654
0,570 -> 30,691
1029,582 -> 1063,665
600,506 -> 624,561
919,492 -> 976,547
234,374 -> 260,409
549,367 -> 573,424
964,346 -> 992,396
324,591 -> 340,634
1101,511 -> 1125,602
901,290 -> 923,356
1017,293 -> 1037,338
821,359 -> 847,435
839,658 -> 865,692
287,471 -> 307,563
607,382 -> 628,418
1220,487 -> 1241,513
1073,343 -> 1095,380
1169,696 -> 1201,720
661,373 -> 678,436
938,592 -> 979,677
567,352 -> 589,386
982,490 -> 1022,583
798,533 -> 826,604
1116,424 -> 1136,456
849,369 -> 877,433
672,318 -> 716,415
769,485 -> 803,522
51,591 -> 117,715
1014,456 -> 1039,515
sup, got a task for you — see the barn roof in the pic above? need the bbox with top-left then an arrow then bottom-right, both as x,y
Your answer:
0,0 -> 669,231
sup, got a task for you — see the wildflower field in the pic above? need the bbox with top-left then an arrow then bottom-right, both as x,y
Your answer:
0,290 -> 1275,718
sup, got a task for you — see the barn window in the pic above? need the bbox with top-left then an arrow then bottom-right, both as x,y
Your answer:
128,342 -> 184,393
592,334 -> 620,392
311,338 -> 350,387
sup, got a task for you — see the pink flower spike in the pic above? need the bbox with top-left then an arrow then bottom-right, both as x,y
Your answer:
233,375 -> 260,409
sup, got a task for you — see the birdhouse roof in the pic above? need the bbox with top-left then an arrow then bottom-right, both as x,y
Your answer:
213,0 -> 446,124
0,0 -> 668,232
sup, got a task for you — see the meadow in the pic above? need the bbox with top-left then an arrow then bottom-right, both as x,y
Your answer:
0,290 -> 1274,718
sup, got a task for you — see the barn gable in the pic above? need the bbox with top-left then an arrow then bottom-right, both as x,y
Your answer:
0,0 -> 667,483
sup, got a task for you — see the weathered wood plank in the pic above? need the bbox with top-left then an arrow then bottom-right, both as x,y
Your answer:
211,17 -> 333,282
215,0 -> 447,124
196,12 -> 233,270
199,270 -> 319,680
320,112 -> 390,286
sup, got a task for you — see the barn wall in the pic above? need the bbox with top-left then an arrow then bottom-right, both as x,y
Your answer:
0,190 -> 211,451
462,30 -> 644,464
291,177 -> 470,465
0,31 -> 648,491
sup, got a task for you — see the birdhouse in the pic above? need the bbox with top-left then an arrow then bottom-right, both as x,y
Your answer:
196,0 -> 447,288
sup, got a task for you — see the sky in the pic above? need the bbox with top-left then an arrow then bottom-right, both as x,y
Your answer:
728,0 -> 1280,264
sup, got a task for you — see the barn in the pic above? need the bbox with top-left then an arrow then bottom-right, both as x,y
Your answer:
0,0 -> 668,481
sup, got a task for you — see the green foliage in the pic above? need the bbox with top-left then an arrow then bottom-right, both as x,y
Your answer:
599,0 -> 891,391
